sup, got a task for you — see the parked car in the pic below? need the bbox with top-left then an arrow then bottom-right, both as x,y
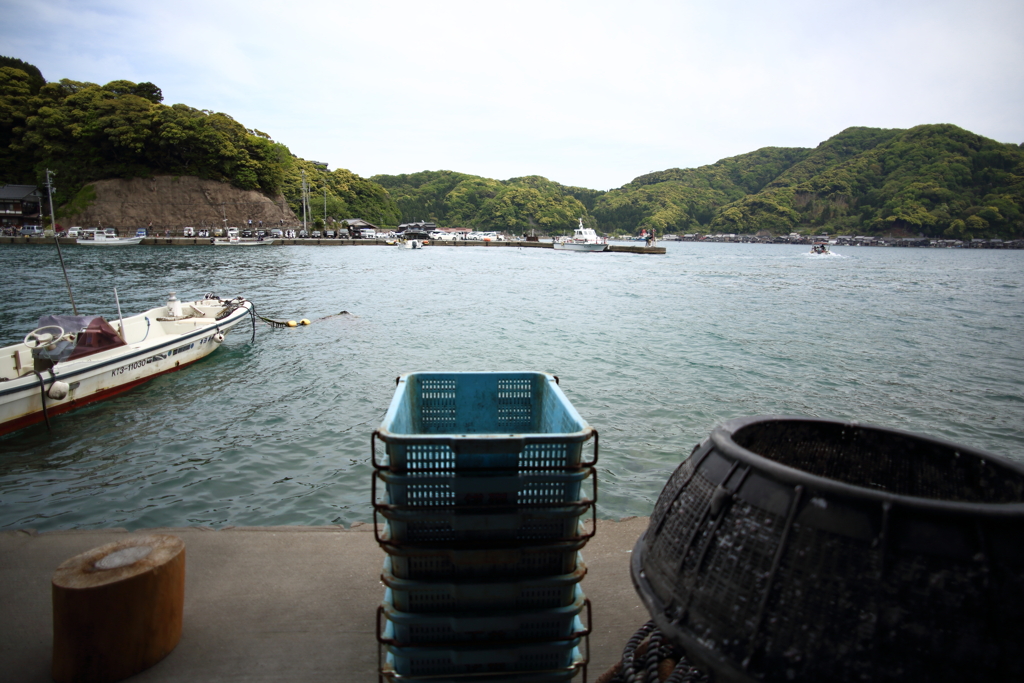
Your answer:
271,229 -> 284,238
298,230 -> 308,238
311,230 -> 322,238
227,228 -> 239,238
242,229 -> 253,238
325,229 -> 336,238
19,226 -> 44,237
67,227 -> 82,238
135,228 -> 147,238
360,228 -> 376,239
183,226 -> 195,237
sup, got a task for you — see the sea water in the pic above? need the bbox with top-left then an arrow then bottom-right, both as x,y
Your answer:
1,242 -> 1022,530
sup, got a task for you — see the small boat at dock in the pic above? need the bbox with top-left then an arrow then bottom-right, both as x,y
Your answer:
77,229 -> 143,246
0,293 -> 253,437
212,236 -> 272,246
553,219 -> 607,252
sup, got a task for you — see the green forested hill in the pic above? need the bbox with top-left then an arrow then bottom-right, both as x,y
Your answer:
375,126 -> 1023,238
4,57 -> 1021,237
372,171 -> 594,232
0,59 -> 399,224
708,125 -> 1024,238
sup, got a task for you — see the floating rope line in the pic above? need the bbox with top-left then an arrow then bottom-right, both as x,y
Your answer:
257,314 -> 311,328
313,311 -> 355,322
252,310 -> 354,328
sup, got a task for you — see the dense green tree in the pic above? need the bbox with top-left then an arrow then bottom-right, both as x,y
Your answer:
372,171 -> 587,231
283,158 -> 401,227
0,63 -> 399,225
0,55 -> 44,93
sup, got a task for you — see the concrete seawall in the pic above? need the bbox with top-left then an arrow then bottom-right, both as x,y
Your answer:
0,236 -> 667,254
1,518 -> 652,682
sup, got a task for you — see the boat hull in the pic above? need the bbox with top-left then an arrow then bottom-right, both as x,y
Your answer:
213,238 -> 271,246
0,298 -> 252,437
77,237 -> 144,246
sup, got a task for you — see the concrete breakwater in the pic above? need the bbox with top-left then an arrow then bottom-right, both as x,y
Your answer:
0,236 -> 667,254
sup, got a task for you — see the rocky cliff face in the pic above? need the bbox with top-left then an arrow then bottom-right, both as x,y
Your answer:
60,176 -> 297,230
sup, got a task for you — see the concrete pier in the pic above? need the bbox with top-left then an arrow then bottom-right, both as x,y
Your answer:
0,236 -> 667,254
0,517 -> 651,682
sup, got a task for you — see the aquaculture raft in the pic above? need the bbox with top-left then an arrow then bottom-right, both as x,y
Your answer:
373,372 -> 598,681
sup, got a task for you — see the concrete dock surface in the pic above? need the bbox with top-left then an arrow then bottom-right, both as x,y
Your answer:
1,517 -> 651,682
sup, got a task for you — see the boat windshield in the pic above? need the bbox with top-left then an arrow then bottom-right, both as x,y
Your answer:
31,315 -> 127,362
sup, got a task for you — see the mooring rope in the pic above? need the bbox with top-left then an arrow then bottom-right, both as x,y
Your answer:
610,620 -> 708,683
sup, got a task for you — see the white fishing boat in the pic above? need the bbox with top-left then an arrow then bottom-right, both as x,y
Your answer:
398,230 -> 430,249
0,293 -> 253,437
212,236 -> 271,246
553,218 -> 607,252
77,229 -> 143,246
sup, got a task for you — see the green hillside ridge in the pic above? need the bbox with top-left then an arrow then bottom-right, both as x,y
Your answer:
3,56 -> 1022,238
373,126 -> 1024,239
0,58 -> 398,226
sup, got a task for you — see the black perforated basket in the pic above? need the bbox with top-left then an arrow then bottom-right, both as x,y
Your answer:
631,416 -> 1024,682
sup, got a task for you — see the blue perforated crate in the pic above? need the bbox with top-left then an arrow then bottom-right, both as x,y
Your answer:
377,498 -> 594,544
382,556 -> 586,613
374,372 -> 597,472
382,534 -> 587,580
381,627 -> 582,678
375,468 -> 593,508
381,648 -> 585,683
379,586 -> 588,645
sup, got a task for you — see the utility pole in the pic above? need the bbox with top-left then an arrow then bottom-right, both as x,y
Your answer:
46,169 -> 78,314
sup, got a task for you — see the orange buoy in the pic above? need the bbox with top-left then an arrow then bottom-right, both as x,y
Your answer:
52,534 -> 185,683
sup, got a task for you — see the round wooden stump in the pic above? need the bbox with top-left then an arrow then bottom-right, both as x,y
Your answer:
52,534 -> 185,683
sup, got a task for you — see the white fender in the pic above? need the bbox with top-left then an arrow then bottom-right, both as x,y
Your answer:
213,333 -> 225,343
48,381 -> 70,400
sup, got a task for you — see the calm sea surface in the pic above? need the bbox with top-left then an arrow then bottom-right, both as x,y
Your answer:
1,242 -> 1022,531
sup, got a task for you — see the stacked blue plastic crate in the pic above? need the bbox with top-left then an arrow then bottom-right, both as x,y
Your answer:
373,372 -> 597,682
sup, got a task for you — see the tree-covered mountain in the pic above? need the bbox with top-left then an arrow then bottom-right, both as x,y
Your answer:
706,125 -> 1024,239
375,126 -> 1023,239
4,56 -> 1021,238
0,58 -> 399,224
371,171 -> 594,232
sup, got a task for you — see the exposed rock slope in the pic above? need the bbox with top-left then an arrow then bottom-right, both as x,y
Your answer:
61,176 -> 297,230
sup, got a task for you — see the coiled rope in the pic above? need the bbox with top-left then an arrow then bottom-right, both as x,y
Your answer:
606,620 -> 708,683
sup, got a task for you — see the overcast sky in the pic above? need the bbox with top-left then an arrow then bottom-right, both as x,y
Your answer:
3,0 -> 1023,190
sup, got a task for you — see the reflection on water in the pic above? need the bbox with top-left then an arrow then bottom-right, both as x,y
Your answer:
1,242 -> 1023,530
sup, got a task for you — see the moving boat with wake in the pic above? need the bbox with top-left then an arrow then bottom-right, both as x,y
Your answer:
0,292 -> 254,437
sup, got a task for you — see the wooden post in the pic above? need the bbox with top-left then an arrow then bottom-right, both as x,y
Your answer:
52,534 -> 185,683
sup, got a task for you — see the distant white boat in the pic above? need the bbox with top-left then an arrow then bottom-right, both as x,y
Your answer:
212,236 -> 271,246
77,230 -> 143,246
553,218 -> 607,252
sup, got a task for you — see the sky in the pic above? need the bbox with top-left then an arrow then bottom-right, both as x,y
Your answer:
2,0 -> 1023,190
